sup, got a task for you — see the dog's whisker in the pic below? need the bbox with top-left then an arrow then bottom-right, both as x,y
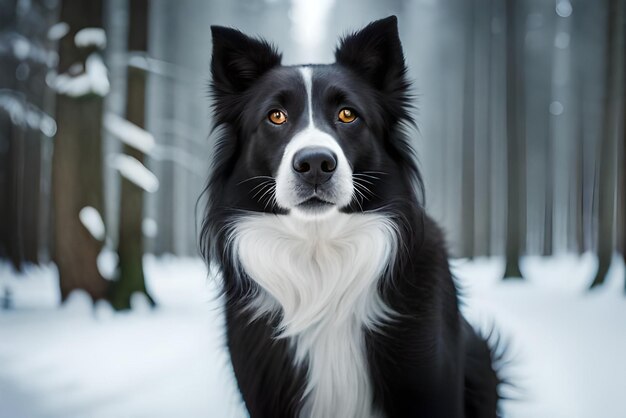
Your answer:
353,173 -> 380,181
258,185 -> 276,208
251,182 -> 274,200
237,175 -> 275,186
250,180 -> 274,193
353,187 -> 368,202
263,186 -> 277,211
352,176 -> 376,186
361,170 -> 389,176
354,179 -> 380,200
353,180 -> 374,198
351,189 -> 365,212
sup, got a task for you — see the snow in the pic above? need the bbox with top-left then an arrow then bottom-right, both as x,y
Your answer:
96,246 -> 118,280
53,53 -> 110,97
142,218 -> 158,238
48,22 -> 69,41
0,256 -> 246,418
556,0 -> 573,18
78,206 -> 105,241
0,92 -> 57,137
454,254 -> 626,418
0,254 -> 624,418
128,54 -> 149,71
74,27 -> 107,49
12,37 -> 30,60
109,154 -> 160,193
104,113 -> 156,154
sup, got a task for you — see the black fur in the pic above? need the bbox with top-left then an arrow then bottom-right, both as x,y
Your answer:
201,16 -> 501,418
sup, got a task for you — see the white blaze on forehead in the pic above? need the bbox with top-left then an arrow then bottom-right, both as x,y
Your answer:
299,67 -> 314,127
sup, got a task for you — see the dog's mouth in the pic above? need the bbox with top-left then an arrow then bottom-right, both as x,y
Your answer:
296,196 -> 335,211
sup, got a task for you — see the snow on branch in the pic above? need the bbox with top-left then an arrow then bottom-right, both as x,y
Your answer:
53,53 -> 109,97
0,90 -> 57,137
79,206 -> 105,241
109,154 -> 159,193
12,37 -> 30,60
127,52 -> 204,84
48,22 -> 69,41
74,27 -> 106,49
1,33 -> 54,66
104,113 -> 155,154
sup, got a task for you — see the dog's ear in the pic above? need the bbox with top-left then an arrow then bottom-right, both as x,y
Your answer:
210,26 -> 282,94
335,16 -> 407,92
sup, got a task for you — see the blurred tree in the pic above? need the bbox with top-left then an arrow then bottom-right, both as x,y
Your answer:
461,0 -> 475,259
590,0 -> 624,289
0,0 -> 21,268
474,0 -> 494,257
52,0 -> 109,301
503,0 -> 526,279
109,0 -> 154,310
0,0 -> 56,267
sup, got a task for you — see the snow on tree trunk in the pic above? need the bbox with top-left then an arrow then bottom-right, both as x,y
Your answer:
109,0 -> 154,310
52,0 -> 109,301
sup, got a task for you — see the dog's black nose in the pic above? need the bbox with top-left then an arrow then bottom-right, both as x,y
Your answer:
292,147 -> 337,185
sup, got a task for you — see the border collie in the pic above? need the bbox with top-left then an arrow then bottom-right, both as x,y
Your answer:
201,16 -> 501,418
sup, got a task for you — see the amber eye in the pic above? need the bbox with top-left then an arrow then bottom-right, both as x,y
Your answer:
268,110 -> 287,125
338,108 -> 357,123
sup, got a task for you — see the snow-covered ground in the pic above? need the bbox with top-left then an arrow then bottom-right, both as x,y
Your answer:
0,254 -> 624,418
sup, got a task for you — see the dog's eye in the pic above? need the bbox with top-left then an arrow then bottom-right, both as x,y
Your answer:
338,108 -> 357,123
268,110 -> 287,125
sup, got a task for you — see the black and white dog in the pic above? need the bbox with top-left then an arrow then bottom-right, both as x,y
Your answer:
201,16 -> 501,418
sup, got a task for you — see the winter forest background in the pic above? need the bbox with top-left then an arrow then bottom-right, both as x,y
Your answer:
1,0 -> 625,417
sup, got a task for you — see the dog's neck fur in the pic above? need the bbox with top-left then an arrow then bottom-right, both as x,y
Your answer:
231,211 -> 398,418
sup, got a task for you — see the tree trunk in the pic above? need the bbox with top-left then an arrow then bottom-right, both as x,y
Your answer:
620,46 -> 626,292
461,0 -> 475,259
590,0 -> 624,289
0,0 -> 23,269
52,0 -> 109,301
109,0 -> 154,310
622,0 -> 626,293
503,0 -> 525,279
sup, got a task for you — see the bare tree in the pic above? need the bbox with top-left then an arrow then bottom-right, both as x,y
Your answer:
52,0 -> 109,300
590,0 -> 624,289
503,0 -> 525,279
109,0 -> 154,309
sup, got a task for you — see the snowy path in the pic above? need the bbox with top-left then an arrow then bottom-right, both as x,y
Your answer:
0,254 -> 624,418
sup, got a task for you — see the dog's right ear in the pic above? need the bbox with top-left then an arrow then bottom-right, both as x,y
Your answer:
210,26 -> 282,95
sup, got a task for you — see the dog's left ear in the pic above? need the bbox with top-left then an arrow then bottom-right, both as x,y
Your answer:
335,16 -> 407,92
211,26 -> 282,95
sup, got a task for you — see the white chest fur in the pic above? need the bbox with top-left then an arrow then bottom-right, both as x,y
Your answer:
231,212 -> 397,418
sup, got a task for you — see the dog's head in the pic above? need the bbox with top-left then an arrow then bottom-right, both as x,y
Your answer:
209,16 -> 419,219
